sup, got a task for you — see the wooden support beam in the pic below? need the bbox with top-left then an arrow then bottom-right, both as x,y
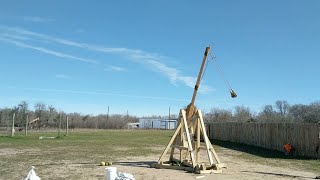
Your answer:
157,108 -> 226,174
181,110 -> 196,167
11,112 -> 15,137
197,169 -> 223,174
198,110 -> 214,165
196,116 -> 201,162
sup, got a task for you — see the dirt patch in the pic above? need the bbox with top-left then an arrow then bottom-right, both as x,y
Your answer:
0,148 -> 19,156
109,152 -> 317,180
22,148 -> 317,180
0,148 -> 40,156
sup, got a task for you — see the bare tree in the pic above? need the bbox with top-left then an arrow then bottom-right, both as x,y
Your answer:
18,101 -> 29,127
48,105 -> 56,125
34,103 -> 47,129
289,101 -> 320,123
233,106 -> 253,122
289,104 -> 307,122
0,108 -> 12,127
205,108 -> 232,122
257,105 -> 277,122
275,100 -> 290,116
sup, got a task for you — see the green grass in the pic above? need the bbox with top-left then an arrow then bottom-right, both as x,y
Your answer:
0,130 -> 174,179
0,130 -> 319,179
1,130 -> 174,156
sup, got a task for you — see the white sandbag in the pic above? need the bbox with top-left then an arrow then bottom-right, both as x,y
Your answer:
116,172 -> 134,180
23,166 -> 41,180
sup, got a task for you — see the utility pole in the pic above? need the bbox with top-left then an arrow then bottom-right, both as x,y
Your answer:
126,110 -> 129,121
168,107 -> 171,130
11,112 -> 15,137
107,106 -> 109,121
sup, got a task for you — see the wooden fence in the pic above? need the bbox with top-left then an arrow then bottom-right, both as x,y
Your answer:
206,122 -> 320,158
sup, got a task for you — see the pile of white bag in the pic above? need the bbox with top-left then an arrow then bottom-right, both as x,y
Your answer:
116,172 -> 135,180
22,166 -> 41,180
106,167 -> 134,180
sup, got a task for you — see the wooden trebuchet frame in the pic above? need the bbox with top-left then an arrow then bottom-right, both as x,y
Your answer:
156,108 -> 226,174
154,46 -> 231,174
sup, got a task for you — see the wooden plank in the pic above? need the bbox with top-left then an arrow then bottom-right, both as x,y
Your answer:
270,123 -> 274,149
198,110 -> 215,165
25,115 -> 28,136
257,123 -> 260,147
279,123 -> 282,151
198,169 -> 223,174
181,110 -> 196,166
252,123 -> 256,146
308,123 -> 312,157
268,123 -> 272,149
303,123 -> 307,156
316,123 -> 320,158
197,117 -> 201,162
180,112 -> 185,161
298,123 -> 303,156
292,123 -> 298,155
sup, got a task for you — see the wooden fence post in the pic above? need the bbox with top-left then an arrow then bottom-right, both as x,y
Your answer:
25,115 -> 28,136
58,113 -> 61,137
66,115 -> 69,136
11,112 -> 15,137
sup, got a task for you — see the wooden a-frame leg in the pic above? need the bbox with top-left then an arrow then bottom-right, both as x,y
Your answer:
181,110 -> 196,167
197,110 -> 214,165
156,108 -> 226,173
179,115 -> 184,161
196,116 -> 201,163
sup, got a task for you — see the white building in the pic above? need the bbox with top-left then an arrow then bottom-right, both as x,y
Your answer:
139,118 -> 178,129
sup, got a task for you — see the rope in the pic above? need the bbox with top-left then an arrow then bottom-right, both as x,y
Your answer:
209,52 -> 233,91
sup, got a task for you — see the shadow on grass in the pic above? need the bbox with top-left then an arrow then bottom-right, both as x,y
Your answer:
114,161 -> 157,168
211,139 -> 316,160
241,170 -> 316,179
32,161 -> 157,168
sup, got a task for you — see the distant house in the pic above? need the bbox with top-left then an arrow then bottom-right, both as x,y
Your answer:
139,118 -> 178,129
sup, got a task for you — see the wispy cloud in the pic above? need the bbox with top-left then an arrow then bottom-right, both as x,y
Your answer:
0,36 -> 98,64
104,66 -> 127,72
55,74 -> 72,79
0,33 -> 31,41
0,25 -> 213,92
23,16 -> 54,23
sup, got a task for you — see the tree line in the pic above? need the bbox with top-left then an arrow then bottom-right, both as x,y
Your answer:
204,100 -> 320,123
0,100 -> 319,131
0,101 -> 138,130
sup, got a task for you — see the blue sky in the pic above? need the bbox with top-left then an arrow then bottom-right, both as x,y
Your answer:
0,1 -> 319,116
